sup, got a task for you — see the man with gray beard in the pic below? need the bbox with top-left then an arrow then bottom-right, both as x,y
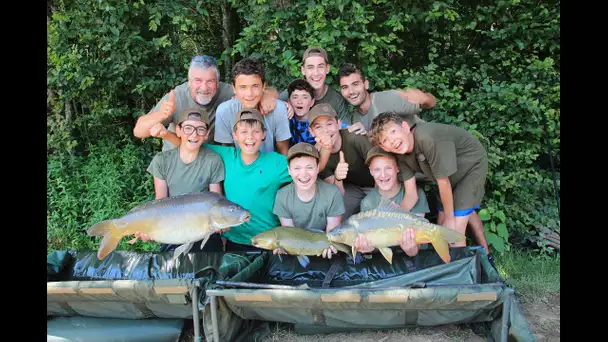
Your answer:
134,55 -> 282,151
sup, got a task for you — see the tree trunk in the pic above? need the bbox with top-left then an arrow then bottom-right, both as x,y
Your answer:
221,1 -> 237,82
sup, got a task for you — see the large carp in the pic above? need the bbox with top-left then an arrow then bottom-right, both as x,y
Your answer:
251,226 -> 352,267
87,191 -> 250,260
326,200 -> 466,264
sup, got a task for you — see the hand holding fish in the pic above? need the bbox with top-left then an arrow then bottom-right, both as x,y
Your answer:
160,90 -> 176,120
399,228 -> 419,257
128,232 -> 152,244
322,245 -> 338,259
335,151 -> 349,181
354,234 -> 375,253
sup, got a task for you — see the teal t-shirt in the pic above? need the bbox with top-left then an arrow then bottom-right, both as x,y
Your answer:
205,144 -> 292,245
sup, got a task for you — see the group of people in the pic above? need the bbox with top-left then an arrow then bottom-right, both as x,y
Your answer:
132,47 -> 492,264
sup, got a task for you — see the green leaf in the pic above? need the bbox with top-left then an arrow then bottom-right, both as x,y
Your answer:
494,210 -> 506,222
479,209 -> 491,221
486,232 -> 505,254
497,223 -> 508,240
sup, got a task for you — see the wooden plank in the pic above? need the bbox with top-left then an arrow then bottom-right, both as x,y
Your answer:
457,292 -> 497,302
153,286 -> 189,294
234,293 -> 272,302
79,288 -> 114,294
47,287 -> 76,294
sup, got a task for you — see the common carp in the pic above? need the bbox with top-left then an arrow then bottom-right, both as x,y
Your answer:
251,226 -> 352,267
326,200 -> 466,264
87,191 -> 250,260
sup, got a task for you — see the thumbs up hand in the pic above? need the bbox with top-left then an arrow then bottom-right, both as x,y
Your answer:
334,151 -> 349,181
159,90 -> 176,120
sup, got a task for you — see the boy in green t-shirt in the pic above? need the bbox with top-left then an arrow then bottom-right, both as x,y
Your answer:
205,108 -> 293,251
273,142 -> 345,258
135,108 -> 226,252
369,113 -> 490,256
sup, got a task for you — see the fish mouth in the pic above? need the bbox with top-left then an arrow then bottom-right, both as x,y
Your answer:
241,212 -> 251,222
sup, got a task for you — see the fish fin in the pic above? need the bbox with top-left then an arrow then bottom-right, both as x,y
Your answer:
296,255 -> 310,268
199,234 -> 211,250
430,238 -> 451,263
173,242 -> 194,260
87,220 -> 123,260
334,243 -> 352,258
277,253 -> 283,262
378,247 -> 394,264
304,227 -> 325,234
375,199 -> 429,222
437,226 -> 467,244
351,245 -> 358,264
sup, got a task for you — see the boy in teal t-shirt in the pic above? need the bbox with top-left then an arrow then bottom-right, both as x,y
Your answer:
206,108 -> 292,250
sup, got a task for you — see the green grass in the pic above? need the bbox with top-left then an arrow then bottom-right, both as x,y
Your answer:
494,250 -> 560,299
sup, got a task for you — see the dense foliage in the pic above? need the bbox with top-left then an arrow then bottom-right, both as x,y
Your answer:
47,0 -> 560,255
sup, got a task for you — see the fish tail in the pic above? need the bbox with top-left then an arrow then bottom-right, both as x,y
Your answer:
436,225 -> 467,244
87,220 -> 123,260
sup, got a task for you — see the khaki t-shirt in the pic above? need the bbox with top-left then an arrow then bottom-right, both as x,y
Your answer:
319,129 -> 375,188
147,147 -> 225,196
280,86 -> 354,124
149,81 -> 235,151
351,90 -> 420,130
273,180 -> 345,231
395,122 -> 486,186
360,185 -> 430,214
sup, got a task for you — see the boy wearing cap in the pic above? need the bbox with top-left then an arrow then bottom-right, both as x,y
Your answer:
369,112 -> 490,254
279,47 -> 368,135
214,58 -> 291,156
273,142 -> 345,258
138,108 -> 226,252
306,103 -> 376,219
206,108 -> 293,251
338,63 -> 436,131
360,146 -> 430,216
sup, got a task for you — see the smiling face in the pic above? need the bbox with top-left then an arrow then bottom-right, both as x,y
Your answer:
288,155 -> 319,191
369,155 -> 399,192
289,89 -> 315,120
301,56 -> 330,91
188,68 -> 219,105
232,120 -> 266,156
233,74 -> 265,109
308,116 -> 341,150
177,120 -> 209,151
339,72 -> 369,107
377,121 -> 414,154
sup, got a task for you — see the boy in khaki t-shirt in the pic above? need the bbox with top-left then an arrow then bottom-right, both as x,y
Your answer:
369,112 -> 490,257
273,142 -> 345,259
138,108 -> 226,252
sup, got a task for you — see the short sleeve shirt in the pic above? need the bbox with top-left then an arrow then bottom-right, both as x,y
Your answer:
273,180 -> 345,231
351,90 -> 420,131
319,130 -> 375,187
146,147 -> 225,196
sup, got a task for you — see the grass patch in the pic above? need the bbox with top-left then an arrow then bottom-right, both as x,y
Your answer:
494,250 -> 560,299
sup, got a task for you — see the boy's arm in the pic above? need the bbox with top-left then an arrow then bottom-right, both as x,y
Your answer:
150,123 -> 181,147
325,176 -> 345,195
314,133 -> 332,172
401,176 -> 419,211
153,177 -> 169,200
209,183 -> 223,196
436,177 -> 456,230
278,217 -> 295,227
326,216 -> 342,232
275,139 -> 289,156
397,88 -> 436,109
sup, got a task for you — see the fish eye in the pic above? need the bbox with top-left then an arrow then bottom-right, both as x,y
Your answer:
229,206 -> 236,212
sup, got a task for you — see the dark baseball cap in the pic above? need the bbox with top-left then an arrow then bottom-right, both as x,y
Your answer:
302,47 -> 329,64
307,103 -> 337,126
234,108 -> 265,129
365,146 -> 396,165
177,108 -> 210,126
287,142 -> 320,162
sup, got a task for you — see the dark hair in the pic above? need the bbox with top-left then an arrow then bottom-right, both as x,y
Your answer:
287,79 -> 315,98
231,58 -> 265,84
370,112 -> 415,145
338,63 -> 366,82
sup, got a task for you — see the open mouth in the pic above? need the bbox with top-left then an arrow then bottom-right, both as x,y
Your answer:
394,141 -> 403,151
298,178 -> 312,185
241,212 -> 251,222
377,178 -> 392,188
348,94 -> 359,101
